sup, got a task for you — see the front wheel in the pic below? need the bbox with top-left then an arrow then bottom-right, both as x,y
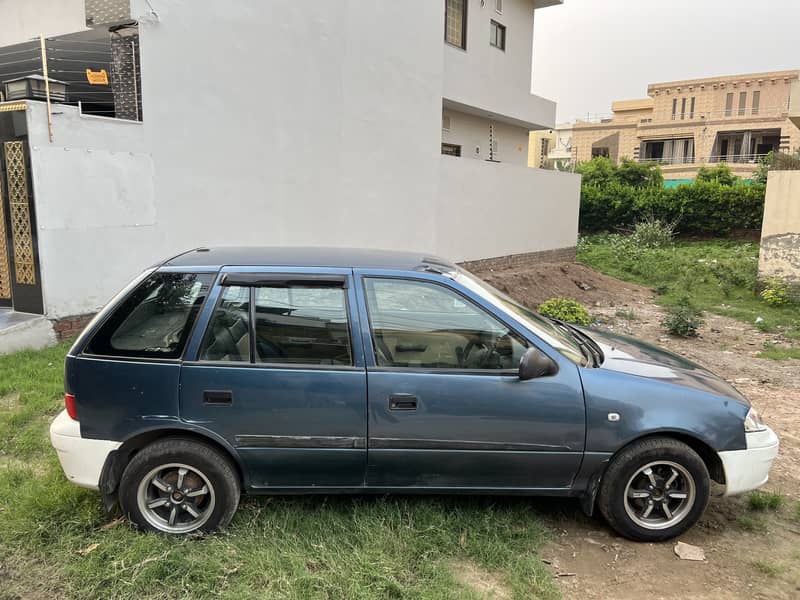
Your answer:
597,438 -> 710,542
119,438 -> 240,534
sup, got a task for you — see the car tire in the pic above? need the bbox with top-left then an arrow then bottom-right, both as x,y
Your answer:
119,437 -> 240,535
597,437 -> 710,542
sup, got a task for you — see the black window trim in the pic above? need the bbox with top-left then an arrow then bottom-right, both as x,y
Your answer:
80,271 -> 216,363
196,275 -> 357,369
490,19 -> 506,51
360,274 -> 534,375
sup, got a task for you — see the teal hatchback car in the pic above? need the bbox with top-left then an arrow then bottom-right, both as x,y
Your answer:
50,248 -> 778,541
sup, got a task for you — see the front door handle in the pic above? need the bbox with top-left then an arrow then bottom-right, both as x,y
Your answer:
203,390 -> 233,405
389,394 -> 417,411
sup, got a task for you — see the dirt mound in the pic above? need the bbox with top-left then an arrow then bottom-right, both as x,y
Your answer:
469,261 -> 652,310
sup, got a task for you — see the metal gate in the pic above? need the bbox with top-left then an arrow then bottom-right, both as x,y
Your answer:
0,139 -> 43,314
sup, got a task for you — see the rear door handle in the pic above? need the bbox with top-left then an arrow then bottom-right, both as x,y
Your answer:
389,394 -> 418,411
203,390 -> 233,405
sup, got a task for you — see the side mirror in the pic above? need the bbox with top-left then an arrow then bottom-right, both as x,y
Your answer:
519,347 -> 557,381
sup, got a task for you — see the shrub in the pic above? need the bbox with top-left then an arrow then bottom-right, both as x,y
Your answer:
760,278 -> 791,307
709,257 -> 758,297
696,163 -> 738,186
577,156 -> 765,235
747,490 -> 785,511
537,298 -> 592,326
629,217 -> 675,249
661,297 -> 704,337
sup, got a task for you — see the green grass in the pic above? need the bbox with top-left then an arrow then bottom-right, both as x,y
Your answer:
577,237 -> 800,343
746,490 -> 785,511
751,559 -> 785,577
0,344 -> 558,600
736,513 -> 768,532
758,344 -> 800,361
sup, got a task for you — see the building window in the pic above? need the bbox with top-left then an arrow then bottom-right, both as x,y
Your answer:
725,92 -> 734,117
689,97 -> 696,119
441,143 -> 462,156
680,98 -> 687,120
671,98 -> 678,120
738,92 -> 747,116
592,147 -> 610,158
752,90 -> 761,115
490,20 -> 506,50
445,0 -> 467,49
442,114 -> 451,131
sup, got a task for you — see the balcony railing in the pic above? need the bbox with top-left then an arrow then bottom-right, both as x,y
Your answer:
638,153 -> 772,166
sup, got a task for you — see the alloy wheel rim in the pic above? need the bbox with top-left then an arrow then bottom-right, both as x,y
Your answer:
136,462 -> 216,533
623,460 -> 696,530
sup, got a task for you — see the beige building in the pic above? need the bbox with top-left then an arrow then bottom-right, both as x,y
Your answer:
528,123 -> 573,169
572,70 -> 800,181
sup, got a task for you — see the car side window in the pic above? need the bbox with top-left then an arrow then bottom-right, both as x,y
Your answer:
363,278 -> 527,370
199,286 -> 251,362
253,286 -> 352,365
85,272 -> 213,359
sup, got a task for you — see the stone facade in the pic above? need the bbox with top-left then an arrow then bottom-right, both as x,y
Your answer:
572,71 -> 800,181
759,170 -> 800,285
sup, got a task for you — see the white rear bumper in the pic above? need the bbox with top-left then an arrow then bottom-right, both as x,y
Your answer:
718,427 -> 779,496
49,409 -> 121,490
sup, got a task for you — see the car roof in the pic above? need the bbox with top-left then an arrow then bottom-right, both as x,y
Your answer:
161,246 -> 456,272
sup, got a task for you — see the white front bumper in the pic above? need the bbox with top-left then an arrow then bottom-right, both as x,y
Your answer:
718,427 -> 779,496
49,409 -> 121,490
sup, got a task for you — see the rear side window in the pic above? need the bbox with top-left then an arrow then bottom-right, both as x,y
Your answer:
85,272 -> 213,359
254,286 -> 351,365
198,283 -> 353,366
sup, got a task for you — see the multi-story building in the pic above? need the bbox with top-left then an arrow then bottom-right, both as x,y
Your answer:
572,70 -> 800,182
529,123 -> 573,169
0,0 -> 579,345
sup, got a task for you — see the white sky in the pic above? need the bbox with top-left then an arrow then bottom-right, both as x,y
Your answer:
532,0 -> 800,123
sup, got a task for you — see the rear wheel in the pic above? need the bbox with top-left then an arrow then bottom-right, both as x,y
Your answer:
598,438 -> 710,542
119,438 -> 240,534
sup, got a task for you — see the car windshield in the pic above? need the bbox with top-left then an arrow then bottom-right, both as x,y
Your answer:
452,267 -> 588,366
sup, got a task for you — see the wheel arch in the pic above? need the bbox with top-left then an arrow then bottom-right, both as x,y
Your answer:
99,427 -> 247,511
579,430 -> 725,518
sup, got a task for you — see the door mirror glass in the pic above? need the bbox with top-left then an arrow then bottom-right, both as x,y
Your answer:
518,347 -> 557,380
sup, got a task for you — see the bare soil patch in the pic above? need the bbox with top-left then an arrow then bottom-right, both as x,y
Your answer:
449,560 -> 512,599
469,261 -> 800,599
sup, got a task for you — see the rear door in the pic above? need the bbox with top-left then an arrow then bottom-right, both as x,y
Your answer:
180,268 -> 368,489
355,272 -> 586,490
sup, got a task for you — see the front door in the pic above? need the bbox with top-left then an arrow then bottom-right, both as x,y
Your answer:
180,269 -> 368,489
356,273 -> 586,490
0,139 -> 44,313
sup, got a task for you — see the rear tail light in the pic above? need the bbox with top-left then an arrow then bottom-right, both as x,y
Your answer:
64,393 -> 78,420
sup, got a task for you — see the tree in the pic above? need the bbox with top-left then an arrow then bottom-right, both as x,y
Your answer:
617,158 -> 664,188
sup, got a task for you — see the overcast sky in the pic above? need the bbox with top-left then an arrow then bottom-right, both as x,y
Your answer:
532,0 -> 800,124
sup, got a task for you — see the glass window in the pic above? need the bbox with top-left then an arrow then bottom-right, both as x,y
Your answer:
86,272 -> 213,359
364,278 -> 527,370
253,286 -> 352,365
738,91 -> 747,116
752,90 -> 760,115
490,20 -> 506,50
445,0 -> 467,49
199,286 -> 252,362
725,92 -> 734,117
441,143 -> 461,156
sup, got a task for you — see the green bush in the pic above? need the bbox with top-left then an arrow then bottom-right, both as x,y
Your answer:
661,297 -> 704,337
537,298 -> 592,325
629,217 -> 675,249
696,163 -> 738,186
577,157 -> 765,235
760,278 -> 791,307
